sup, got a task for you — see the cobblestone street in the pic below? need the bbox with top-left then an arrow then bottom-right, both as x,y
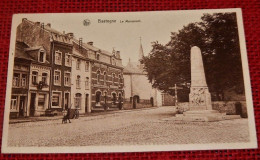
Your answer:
8,106 -> 250,147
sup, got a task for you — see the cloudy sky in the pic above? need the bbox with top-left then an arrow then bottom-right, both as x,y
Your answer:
11,10 -> 229,65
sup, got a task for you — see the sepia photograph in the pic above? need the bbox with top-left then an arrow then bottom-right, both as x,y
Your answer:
1,9 -> 257,153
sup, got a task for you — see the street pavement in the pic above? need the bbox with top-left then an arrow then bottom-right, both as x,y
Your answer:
8,106 -> 250,147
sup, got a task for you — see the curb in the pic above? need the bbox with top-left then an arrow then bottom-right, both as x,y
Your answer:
9,106 -> 161,124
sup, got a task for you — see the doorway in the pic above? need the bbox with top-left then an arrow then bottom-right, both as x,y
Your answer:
133,95 -> 139,109
65,93 -> 70,110
85,94 -> 89,113
19,96 -> 25,117
95,91 -> 101,106
30,93 -> 36,116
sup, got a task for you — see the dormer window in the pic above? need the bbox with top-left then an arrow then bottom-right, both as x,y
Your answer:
39,50 -> 46,63
111,58 -> 116,65
96,53 -> 100,60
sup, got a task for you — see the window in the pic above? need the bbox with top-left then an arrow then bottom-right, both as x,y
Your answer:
85,62 -> 89,72
76,59 -> 80,70
38,94 -> 45,109
103,72 -> 107,85
13,73 -> 20,87
21,74 -> 27,87
32,71 -> 38,84
85,77 -> 89,89
10,96 -> 18,110
76,75 -> 80,88
39,50 -> 45,63
42,73 -> 47,85
97,70 -> 100,84
65,53 -> 72,67
118,75 -> 122,83
112,73 -> 115,85
55,51 -> 62,65
64,72 -> 71,86
54,70 -> 61,85
52,92 -> 61,107
74,93 -> 82,109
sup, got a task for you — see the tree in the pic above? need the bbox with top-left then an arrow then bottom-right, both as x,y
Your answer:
142,12 -> 244,101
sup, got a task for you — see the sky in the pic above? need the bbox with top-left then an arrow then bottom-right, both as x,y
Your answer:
12,10 -> 223,65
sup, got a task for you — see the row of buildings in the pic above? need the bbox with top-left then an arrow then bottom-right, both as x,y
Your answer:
9,18 -> 162,118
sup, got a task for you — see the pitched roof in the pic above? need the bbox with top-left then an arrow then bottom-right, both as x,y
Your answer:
23,19 -> 72,45
124,60 -> 146,74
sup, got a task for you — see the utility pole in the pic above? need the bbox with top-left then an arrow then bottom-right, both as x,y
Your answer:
175,84 -> 178,106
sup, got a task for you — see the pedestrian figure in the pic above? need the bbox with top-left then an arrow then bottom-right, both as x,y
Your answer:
67,108 -> 71,123
74,109 -> 79,119
62,109 -> 68,124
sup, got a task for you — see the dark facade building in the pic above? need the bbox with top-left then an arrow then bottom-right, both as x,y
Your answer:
91,49 -> 124,110
10,42 -> 31,118
16,18 -> 73,115
72,38 -> 124,111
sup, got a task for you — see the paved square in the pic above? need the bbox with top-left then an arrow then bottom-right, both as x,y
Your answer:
8,106 -> 250,146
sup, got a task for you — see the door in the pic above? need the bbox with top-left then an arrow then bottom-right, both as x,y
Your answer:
95,91 -> 101,106
19,96 -> 25,117
85,94 -> 89,113
65,93 -> 69,110
30,93 -> 36,116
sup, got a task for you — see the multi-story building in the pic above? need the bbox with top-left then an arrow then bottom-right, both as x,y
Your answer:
10,42 -> 31,118
26,45 -> 51,116
91,47 -> 124,111
70,37 -> 92,114
11,41 -> 52,117
16,18 -> 73,115
10,18 -> 124,118
71,37 -> 124,112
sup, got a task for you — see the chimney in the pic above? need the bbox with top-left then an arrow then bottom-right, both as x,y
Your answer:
41,23 -> 44,29
63,31 -> 65,34
87,41 -> 93,46
22,18 -> 27,22
79,38 -> 83,52
66,32 -> 74,38
116,51 -> 121,58
46,23 -> 51,28
35,22 -> 40,26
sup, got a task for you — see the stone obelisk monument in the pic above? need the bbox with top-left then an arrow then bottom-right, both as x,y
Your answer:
189,46 -> 212,111
176,46 -> 241,122
181,46 -> 221,121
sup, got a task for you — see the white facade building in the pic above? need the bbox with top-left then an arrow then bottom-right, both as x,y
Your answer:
123,40 -> 162,108
70,41 -> 92,114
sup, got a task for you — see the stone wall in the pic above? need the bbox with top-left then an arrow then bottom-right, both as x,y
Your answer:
177,101 -> 248,118
123,99 -> 154,110
212,101 -> 247,118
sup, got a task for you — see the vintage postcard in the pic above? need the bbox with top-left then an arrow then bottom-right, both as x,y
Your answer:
2,8 -> 257,153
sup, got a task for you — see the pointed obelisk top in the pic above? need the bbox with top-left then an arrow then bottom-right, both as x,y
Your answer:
190,46 -> 207,87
